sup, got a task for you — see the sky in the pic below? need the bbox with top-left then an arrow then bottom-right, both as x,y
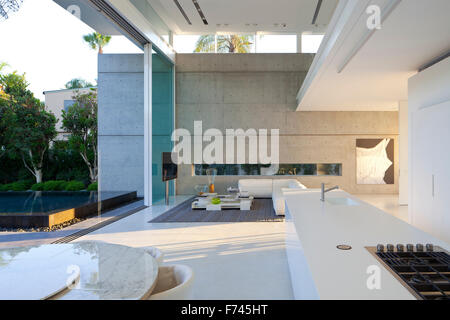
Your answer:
0,0 -> 141,100
0,0 -> 323,101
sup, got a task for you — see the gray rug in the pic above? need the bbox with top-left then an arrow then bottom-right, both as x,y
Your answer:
149,198 -> 284,223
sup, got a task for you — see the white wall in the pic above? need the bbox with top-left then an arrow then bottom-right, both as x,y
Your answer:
408,57 -> 450,243
398,100 -> 408,205
44,88 -> 94,136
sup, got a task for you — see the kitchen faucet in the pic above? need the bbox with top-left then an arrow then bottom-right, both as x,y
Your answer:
320,183 -> 339,201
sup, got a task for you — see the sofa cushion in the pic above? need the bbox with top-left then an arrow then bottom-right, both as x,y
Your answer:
238,179 -> 273,198
272,179 -> 307,215
272,179 -> 292,190
272,186 -> 286,215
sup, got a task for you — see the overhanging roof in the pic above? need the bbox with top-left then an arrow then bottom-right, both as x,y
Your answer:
297,0 -> 450,111
53,0 -> 122,35
53,0 -> 176,62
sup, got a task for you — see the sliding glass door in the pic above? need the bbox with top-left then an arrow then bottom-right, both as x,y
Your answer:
152,50 -> 175,204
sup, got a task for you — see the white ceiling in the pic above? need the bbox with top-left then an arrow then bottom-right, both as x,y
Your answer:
297,0 -> 450,111
147,0 -> 338,34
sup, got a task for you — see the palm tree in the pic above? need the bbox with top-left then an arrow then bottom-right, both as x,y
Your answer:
83,32 -> 112,54
65,78 -> 94,89
194,35 -> 253,53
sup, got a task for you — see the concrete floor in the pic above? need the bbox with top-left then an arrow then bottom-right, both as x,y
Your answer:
74,195 -> 294,300
0,193 -> 408,299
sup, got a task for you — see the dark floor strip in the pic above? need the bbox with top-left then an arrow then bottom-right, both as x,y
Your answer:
52,205 -> 147,244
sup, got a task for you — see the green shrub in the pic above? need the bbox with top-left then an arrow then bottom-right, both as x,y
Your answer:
43,180 -> 68,191
31,183 -> 45,191
65,181 -> 85,191
87,182 -> 98,191
0,181 -> 31,191
10,181 -> 33,191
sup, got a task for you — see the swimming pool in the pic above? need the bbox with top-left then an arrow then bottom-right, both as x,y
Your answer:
0,191 -> 137,228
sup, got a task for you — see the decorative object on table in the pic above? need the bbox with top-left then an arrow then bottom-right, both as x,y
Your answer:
211,198 -> 221,205
0,0 -> 23,21
206,168 -> 218,193
356,139 -> 394,185
191,194 -> 254,211
197,192 -> 218,198
238,190 -> 250,198
194,184 -> 209,195
227,186 -> 239,194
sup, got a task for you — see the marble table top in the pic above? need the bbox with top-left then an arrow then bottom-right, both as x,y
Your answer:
0,242 -> 159,300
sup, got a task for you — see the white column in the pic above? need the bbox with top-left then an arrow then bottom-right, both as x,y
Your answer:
399,100 -> 408,205
168,31 -> 174,46
214,34 -> 218,53
144,44 -> 153,206
297,34 -> 302,53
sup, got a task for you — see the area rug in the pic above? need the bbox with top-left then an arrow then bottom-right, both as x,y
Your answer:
149,198 -> 284,223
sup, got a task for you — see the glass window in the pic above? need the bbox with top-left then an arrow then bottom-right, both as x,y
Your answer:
173,35 -> 202,53
174,34 -> 256,53
301,34 -> 324,53
193,164 -> 342,176
256,35 -> 297,53
63,100 -> 75,112
152,50 -> 175,203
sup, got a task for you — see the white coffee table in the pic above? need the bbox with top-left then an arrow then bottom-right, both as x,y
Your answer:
192,195 -> 254,211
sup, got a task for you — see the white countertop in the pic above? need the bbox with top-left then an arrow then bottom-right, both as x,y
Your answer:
283,189 -> 449,300
0,242 -> 159,300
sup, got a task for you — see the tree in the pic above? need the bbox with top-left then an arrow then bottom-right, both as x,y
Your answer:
1,72 -> 57,183
0,85 -> 9,159
62,90 -> 98,183
0,65 -> 11,159
194,35 -> 253,53
0,62 -> 8,73
65,78 -> 95,89
83,32 -> 111,54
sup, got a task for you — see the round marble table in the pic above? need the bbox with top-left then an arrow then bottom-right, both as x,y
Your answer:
0,242 -> 159,300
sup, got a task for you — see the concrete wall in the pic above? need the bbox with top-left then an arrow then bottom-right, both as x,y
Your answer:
98,54 -> 145,196
175,54 -> 399,195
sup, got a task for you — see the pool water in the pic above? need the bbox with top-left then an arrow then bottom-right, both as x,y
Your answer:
0,191 -> 130,215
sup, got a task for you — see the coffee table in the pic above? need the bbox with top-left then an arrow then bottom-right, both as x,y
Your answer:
192,195 -> 254,211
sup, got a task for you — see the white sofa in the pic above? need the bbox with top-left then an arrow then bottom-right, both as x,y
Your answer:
238,179 -> 307,216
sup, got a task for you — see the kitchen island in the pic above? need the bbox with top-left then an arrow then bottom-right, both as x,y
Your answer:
283,189 -> 449,300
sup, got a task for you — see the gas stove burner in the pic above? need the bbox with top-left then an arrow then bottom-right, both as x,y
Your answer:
367,244 -> 450,300
408,258 -> 426,265
410,276 -> 426,285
